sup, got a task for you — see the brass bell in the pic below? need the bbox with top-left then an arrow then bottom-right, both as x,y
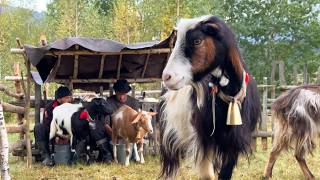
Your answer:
226,101 -> 242,125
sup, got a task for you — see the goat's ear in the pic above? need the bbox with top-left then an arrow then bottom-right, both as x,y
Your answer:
148,112 -> 157,116
132,112 -> 142,124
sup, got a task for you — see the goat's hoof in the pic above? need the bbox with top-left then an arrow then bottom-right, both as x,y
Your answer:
114,160 -> 118,164
140,160 -> 145,164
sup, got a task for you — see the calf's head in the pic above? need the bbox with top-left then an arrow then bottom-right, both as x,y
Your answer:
162,15 -> 243,90
132,111 -> 157,134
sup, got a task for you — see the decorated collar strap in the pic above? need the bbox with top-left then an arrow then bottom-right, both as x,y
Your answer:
79,110 -> 95,123
209,69 -> 249,127
217,70 -> 249,107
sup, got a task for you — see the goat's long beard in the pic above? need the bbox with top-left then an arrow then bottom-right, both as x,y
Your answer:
160,85 -> 206,178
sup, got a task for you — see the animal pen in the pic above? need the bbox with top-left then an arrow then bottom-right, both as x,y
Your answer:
2,31 -> 176,167
1,32 -> 319,170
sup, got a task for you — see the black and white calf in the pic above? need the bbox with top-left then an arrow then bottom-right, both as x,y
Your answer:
160,16 -> 261,179
49,98 -> 113,163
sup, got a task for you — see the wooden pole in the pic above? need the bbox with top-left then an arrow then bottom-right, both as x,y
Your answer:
260,77 -> 268,150
20,59 -> 32,168
13,62 -> 25,161
34,83 -> 41,124
1,102 -> 25,114
24,61 -> 32,167
0,103 -> 10,180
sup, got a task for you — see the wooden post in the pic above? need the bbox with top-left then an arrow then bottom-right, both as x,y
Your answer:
43,83 -> 49,105
270,62 -> 276,85
24,60 -> 32,167
278,61 -> 286,86
0,103 -> 10,180
34,83 -> 41,124
109,84 -> 114,96
99,86 -> 104,96
270,89 -> 275,143
260,77 -> 268,150
13,63 -> 24,141
131,84 -> 135,98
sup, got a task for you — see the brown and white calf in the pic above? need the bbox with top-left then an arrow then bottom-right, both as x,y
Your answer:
112,105 -> 156,166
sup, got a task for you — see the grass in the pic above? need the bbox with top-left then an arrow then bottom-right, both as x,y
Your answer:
7,138 -> 320,180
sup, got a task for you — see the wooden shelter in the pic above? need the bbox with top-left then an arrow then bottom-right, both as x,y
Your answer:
9,31 -> 176,166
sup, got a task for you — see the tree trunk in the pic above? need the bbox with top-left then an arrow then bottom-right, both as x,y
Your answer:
0,103 -> 11,180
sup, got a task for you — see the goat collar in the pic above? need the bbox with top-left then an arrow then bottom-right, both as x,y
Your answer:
79,110 -> 95,123
210,70 -> 249,106
209,70 -> 249,127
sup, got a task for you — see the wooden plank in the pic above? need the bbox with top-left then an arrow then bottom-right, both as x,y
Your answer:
252,131 -> 273,138
34,83 -> 41,124
73,55 -> 79,79
98,55 -> 106,79
24,59 -> 32,167
116,54 -> 123,79
11,48 -> 172,56
260,77 -> 268,150
47,55 -> 61,81
141,52 -> 151,78
54,78 -> 162,84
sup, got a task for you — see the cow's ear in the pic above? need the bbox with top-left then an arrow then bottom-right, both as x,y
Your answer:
148,112 -> 157,116
132,112 -> 142,124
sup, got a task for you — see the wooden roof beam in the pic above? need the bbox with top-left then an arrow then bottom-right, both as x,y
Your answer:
98,55 -> 106,79
116,54 -> 123,79
141,52 -> 151,78
47,55 -> 61,81
73,45 -> 79,79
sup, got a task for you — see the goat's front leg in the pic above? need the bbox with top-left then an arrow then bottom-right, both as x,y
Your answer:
218,154 -> 238,180
137,141 -> 145,164
197,150 -> 214,180
125,142 -> 132,166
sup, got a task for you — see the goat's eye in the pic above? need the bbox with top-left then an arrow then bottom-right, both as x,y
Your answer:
193,39 -> 202,46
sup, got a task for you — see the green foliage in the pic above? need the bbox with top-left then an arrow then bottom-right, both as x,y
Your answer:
0,0 -> 319,85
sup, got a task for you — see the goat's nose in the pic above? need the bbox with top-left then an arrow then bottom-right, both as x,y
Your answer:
149,129 -> 153,134
162,72 -> 172,82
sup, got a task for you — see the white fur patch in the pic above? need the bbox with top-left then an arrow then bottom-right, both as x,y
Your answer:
162,85 -> 198,160
162,16 -> 211,90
